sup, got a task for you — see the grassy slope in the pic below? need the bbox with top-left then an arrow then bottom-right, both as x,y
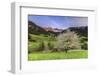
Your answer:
28,34 -> 56,53
28,50 -> 88,61
28,34 -> 88,61
29,34 -> 55,41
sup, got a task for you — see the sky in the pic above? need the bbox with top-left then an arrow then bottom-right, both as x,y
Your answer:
28,15 -> 88,29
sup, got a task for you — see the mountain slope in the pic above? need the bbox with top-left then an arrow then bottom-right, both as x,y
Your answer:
28,21 -> 60,35
62,26 -> 88,37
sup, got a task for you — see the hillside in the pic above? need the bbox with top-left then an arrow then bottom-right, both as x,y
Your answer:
62,26 -> 88,37
28,21 -> 48,35
28,21 -> 60,35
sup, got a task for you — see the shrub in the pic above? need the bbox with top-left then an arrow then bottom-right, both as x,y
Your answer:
80,37 -> 88,50
38,41 -> 45,51
81,42 -> 87,50
48,42 -> 54,50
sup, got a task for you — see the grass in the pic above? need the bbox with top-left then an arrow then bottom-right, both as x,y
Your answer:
28,50 -> 88,61
28,34 -> 88,61
30,34 -> 55,41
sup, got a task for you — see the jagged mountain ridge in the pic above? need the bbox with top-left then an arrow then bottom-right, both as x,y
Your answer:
28,21 -> 88,36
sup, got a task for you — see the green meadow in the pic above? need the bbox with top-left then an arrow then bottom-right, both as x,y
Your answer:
28,34 -> 88,60
28,51 -> 88,61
